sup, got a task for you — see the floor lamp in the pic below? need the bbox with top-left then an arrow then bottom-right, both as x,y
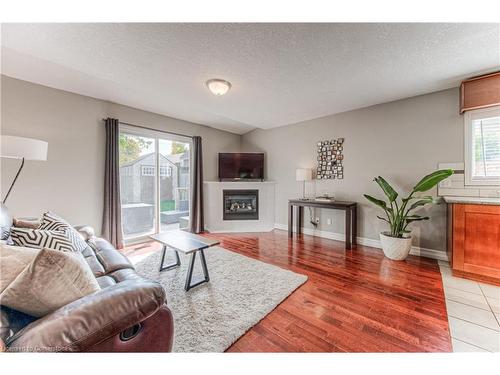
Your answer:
1,135 -> 48,204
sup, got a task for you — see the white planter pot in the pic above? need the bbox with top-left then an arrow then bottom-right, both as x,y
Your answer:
379,232 -> 412,260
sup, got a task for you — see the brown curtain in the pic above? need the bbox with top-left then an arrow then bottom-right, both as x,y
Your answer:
189,136 -> 204,233
102,118 -> 124,249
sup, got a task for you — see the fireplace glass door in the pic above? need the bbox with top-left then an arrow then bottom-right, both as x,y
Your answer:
223,190 -> 259,220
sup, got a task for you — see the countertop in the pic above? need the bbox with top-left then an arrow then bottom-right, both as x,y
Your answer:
443,196 -> 500,206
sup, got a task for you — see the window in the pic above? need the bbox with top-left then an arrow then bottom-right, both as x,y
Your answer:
465,107 -> 500,185
143,165 -> 173,177
159,166 -> 172,177
141,165 -> 155,176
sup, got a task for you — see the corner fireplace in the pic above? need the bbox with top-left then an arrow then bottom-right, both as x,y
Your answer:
223,189 -> 259,220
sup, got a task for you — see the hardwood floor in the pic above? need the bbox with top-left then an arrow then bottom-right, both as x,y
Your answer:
124,230 -> 452,352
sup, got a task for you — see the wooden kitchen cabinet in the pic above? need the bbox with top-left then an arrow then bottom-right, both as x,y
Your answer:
448,203 -> 500,285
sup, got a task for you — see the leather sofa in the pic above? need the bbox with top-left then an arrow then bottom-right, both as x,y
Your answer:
0,204 -> 174,352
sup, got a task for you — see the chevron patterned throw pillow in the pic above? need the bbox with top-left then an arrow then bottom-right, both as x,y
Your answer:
10,227 -> 84,252
38,212 -> 88,252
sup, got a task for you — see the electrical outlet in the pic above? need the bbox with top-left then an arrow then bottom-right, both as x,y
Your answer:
327,218 -> 332,225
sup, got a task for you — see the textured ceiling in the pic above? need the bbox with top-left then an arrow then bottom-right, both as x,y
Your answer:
1,23 -> 499,134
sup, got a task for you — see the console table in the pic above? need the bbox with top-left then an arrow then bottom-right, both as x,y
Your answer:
288,199 -> 357,249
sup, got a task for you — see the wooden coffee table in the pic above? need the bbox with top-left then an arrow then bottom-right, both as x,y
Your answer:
149,230 -> 220,291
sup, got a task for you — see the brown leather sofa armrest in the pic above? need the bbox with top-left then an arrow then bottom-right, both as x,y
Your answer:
73,225 -> 96,241
6,279 -> 166,352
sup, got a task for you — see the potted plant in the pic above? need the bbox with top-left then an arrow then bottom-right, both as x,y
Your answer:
364,169 -> 453,260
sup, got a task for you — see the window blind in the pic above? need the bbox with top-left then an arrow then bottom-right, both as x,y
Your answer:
472,116 -> 500,178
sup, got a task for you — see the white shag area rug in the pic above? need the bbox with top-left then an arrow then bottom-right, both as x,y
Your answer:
134,246 -> 307,352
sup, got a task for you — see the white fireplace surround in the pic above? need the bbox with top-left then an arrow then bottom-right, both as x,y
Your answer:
203,181 -> 276,232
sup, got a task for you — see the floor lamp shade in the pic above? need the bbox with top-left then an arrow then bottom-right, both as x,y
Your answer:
1,136 -> 48,161
1,135 -> 48,204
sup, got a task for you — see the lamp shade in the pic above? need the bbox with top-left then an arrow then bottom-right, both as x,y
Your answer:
296,168 -> 312,181
0,135 -> 48,161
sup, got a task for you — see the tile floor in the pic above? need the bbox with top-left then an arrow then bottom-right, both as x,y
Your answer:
438,260 -> 500,352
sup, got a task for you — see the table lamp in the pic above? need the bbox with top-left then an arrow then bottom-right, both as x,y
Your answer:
296,168 -> 312,199
1,135 -> 48,204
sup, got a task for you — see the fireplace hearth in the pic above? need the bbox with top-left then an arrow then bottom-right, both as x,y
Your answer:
223,189 -> 259,220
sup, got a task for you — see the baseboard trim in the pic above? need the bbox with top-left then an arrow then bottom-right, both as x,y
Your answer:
273,223 -> 448,261
205,226 -> 275,234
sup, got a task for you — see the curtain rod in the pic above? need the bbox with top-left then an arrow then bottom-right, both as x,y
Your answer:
102,118 -> 194,139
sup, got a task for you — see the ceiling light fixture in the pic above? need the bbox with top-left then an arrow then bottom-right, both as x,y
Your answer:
206,79 -> 232,96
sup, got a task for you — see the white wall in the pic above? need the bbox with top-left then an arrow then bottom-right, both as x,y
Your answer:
1,75 -> 241,233
241,88 -> 463,253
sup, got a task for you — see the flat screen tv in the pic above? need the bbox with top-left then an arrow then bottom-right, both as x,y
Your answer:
218,153 -> 264,181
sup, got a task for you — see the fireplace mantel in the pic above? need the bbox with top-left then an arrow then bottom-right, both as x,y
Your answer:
203,181 -> 276,233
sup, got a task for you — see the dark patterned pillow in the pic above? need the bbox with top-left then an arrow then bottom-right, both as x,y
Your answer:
10,227 -> 83,252
0,226 -> 10,241
39,212 -> 87,252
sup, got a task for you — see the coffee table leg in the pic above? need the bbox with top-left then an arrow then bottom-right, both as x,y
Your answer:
185,249 -> 210,291
199,249 -> 210,282
159,245 -> 181,272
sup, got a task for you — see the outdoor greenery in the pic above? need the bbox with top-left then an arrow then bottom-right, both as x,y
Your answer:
119,136 -> 187,166
363,169 -> 453,238
119,134 -> 152,165
171,142 -> 187,155
160,200 -> 176,212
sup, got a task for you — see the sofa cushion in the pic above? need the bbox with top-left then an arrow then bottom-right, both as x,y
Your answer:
95,275 -> 117,288
91,238 -> 133,273
96,248 -> 133,273
0,247 -> 100,317
81,247 -> 106,277
95,269 -> 144,288
80,238 -> 134,282
109,268 -> 144,283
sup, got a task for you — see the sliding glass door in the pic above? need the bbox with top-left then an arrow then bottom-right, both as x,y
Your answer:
119,125 -> 191,242
159,138 -> 190,233
119,132 -> 157,240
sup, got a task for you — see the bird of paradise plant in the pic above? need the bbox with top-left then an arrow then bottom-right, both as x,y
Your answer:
364,169 -> 453,238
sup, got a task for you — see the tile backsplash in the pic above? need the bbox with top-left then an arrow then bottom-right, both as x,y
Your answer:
438,162 -> 500,198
